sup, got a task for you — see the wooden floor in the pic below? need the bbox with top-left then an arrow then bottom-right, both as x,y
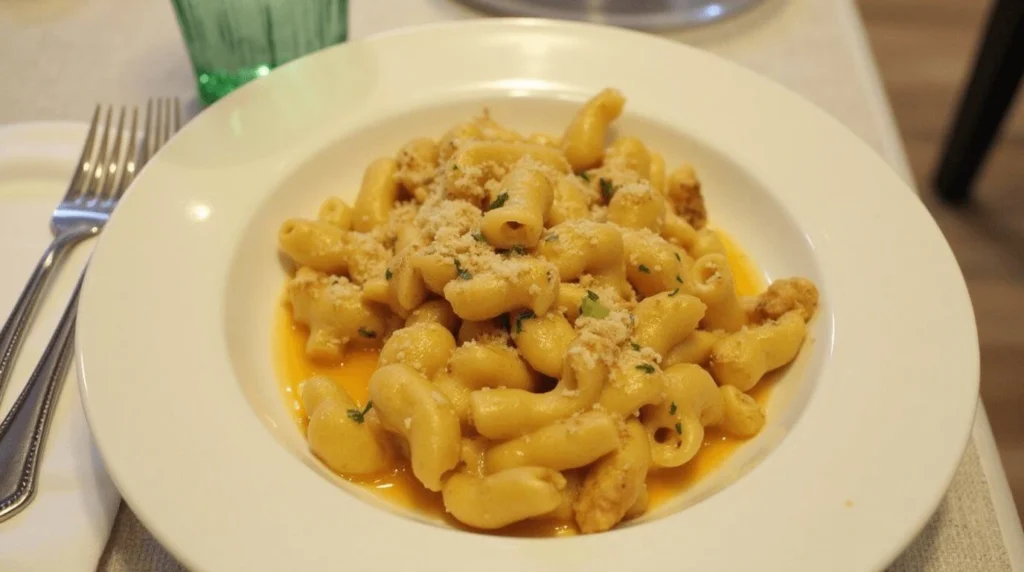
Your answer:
857,0 -> 1024,523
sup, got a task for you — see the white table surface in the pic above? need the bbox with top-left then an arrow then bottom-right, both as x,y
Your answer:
1,0 -> 1022,570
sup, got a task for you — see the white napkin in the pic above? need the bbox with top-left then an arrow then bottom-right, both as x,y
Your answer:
0,122 -> 121,571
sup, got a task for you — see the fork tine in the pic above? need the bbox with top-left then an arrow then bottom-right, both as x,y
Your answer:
160,98 -> 172,146
98,107 -> 126,201
138,99 -> 154,169
113,107 -> 140,200
64,106 -> 102,203
173,97 -> 182,132
79,106 -> 114,203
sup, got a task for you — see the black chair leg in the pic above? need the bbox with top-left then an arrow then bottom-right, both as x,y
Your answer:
934,0 -> 1024,203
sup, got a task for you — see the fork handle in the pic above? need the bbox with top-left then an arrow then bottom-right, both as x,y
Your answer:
0,273 -> 82,523
0,231 -> 92,403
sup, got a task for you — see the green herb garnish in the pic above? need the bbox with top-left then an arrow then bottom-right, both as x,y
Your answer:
384,268 -> 393,280
630,342 -> 641,351
347,401 -> 374,424
579,172 -> 591,182
454,259 -> 472,280
668,288 -> 679,297
515,310 -> 536,334
579,290 -> 610,319
674,252 -> 681,262
599,178 -> 615,202
472,231 -> 487,243
358,327 -> 376,338
669,401 -> 677,415
498,245 -> 527,256
487,192 -> 509,211
675,275 -> 683,284
498,313 -> 511,331
636,363 -> 656,374
675,422 -> 683,435
638,264 -> 651,274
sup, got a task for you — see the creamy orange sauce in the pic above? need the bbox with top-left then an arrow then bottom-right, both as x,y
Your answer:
274,230 -> 770,536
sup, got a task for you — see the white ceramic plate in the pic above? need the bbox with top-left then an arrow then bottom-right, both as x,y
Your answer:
76,19 -> 978,572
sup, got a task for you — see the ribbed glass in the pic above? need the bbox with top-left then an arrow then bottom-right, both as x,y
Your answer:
170,0 -> 348,104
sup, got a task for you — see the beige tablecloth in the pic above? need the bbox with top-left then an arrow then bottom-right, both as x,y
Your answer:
1,0 -> 1019,570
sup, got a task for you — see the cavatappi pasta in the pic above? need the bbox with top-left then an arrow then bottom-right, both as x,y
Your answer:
276,88 -> 820,534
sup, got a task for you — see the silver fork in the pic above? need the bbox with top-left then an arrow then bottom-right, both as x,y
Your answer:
0,99 -> 178,403
0,98 -> 181,523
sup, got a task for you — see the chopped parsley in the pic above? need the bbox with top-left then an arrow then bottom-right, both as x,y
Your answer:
579,172 -> 591,182
669,401 -> 677,415
452,164 -> 459,171
599,178 -> 616,202
675,422 -> 683,435
674,252 -> 681,262
515,310 -> 536,334
544,234 -> 559,242
638,264 -> 651,274
347,401 -> 374,424
498,313 -> 511,331
675,275 -> 684,284
454,259 -> 472,280
668,288 -> 680,297
635,363 -> 656,374
497,245 -> 527,256
472,231 -> 487,243
630,342 -> 641,351
486,192 -> 509,211
579,290 -> 610,319
384,268 -> 393,280
358,327 -> 376,338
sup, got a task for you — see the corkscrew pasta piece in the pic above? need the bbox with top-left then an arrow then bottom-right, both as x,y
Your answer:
278,218 -> 348,274
443,257 -> 560,321
470,346 -> 608,439
662,330 -> 725,368
484,410 -> 621,473
378,322 -> 457,378
404,299 -> 460,334
512,311 -> 576,378
605,137 -> 651,179
632,291 -> 706,356
368,364 -> 461,491
442,468 -> 567,530
719,385 -> 766,438
352,157 -> 400,232
598,351 -> 667,417
689,227 -> 727,259
480,162 -> 555,248
687,253 -> 747,333
444,141 -> 570,202
535,220 -> 631,297
622,229 -> 691,298
448,342 -> 540,391
642,364 -> 724,468
317,197 -> 354,230
710,311 -> 807,391
287,267 -> 395,361
299,377 -> 393,475
666,164 -> 707,229
607,182 -> 666,232
547,177 -> 591,226
574,419 -> 650,533
562,88 -> 625,171
648,151 -> 666,193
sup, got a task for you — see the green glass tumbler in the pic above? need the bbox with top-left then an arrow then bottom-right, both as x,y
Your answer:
170,0 -> 348,105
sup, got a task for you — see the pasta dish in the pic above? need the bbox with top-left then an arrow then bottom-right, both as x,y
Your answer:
275,88 -> 819,534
